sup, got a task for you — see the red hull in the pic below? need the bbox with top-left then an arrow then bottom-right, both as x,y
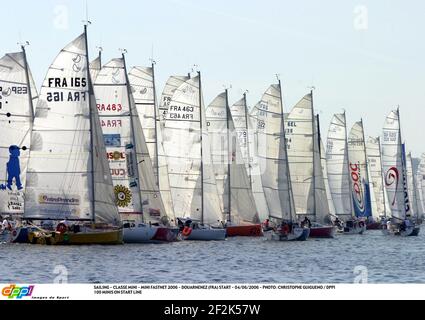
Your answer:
366,222 -> 381,230
226,224 -> 263,237
152,228 -> 179,242
309,226 -> 335,238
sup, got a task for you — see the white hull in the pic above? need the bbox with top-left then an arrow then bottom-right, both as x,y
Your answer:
382,225 -> 420,237
185,228 -> 226,241
123,224 -> 158,243
336,224 -> 366,235
265,227 -> 310,241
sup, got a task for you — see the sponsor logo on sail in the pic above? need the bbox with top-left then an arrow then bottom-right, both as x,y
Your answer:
38,194 -> 80,206
385,167 -> 399,206
2,285 -> 34,299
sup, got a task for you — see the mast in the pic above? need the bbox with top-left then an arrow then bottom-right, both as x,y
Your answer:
21,45 -> 35,123
344,111 -> 355,219
122,52 -> 145,223
278,79 -> 294,222
397,107 -> 408,219
377,136 -> 388,218
243,92 -> 252,187
84,24 -> 96,223
316,115 -> 322,157
98,49 -> 102,66
310,90 -> 317,218
225,89 -> 232,222
152,61 -> 160,187
198,71 -> 204,224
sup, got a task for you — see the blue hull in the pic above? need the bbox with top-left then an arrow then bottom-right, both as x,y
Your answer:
11,227 -> 30,244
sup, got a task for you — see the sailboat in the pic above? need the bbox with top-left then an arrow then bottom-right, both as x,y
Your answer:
23,27 -> 123,245
381,109 -> 420,236
250,81 -> 309,241
285,93 -> 335,238
162,72 -> 226,241
366,137 -> 389,229
94,55 -> 177,243
0,46 -> 38,243
128,64 -> 177,229
230,93 -> 270,223
206,90 -> 262,237
326,113 -> 365,234
347,120 -> 371,231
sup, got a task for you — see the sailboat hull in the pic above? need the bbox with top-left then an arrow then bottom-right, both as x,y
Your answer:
265,227 -> 310,241
226,224 -> 263,237
309,225 -> 336,238
123,224 -> 179,243
28,229 -> 123,245
382,225 -> 420,237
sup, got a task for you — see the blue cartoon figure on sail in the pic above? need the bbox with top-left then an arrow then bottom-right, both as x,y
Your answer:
0,145 -> 24,191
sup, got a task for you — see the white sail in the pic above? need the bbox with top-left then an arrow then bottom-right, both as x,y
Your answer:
286,93 -> 314,217
25,32 -> 120,225
0,50 -> 38,215
230,96 -> 269,221
206,92 -> 258,224
95,58 -> 167,224
314,116 -> 331,224
406,152 -> 418,218
366,137 -> 388,219
250,84 -> 293,221
326,113 -> 352,220
128,66 -> 175,221
158,75 -> 189,131
320,139 -> 336,217
417,153 -> 425,217
89,54 -> 101,82
162,75 -> 222,225
382,110 -> 408,220
347,121 -> 372,218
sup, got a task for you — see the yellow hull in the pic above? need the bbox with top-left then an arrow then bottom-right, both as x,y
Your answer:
28,229 -> 123,245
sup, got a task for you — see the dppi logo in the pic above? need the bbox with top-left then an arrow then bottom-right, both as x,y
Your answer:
2,285 -> 34,299
350,163 -> 364,211
385,167 -> 399,206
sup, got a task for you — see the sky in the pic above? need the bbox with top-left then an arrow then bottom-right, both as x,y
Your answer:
2,0 -> 425,156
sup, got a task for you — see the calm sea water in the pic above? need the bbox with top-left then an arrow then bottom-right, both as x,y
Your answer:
1,230 -> 424,284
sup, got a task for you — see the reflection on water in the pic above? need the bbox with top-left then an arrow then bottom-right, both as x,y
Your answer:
1,230 -> 424,283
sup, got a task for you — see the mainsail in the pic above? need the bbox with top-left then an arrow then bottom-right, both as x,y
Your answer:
0,48 -> 38,215
314,115 -> 332,224
406,151 -> 418,219
162,74 -> 222,225
326,113 -> 352,220
230,94 -> 269,221
94,57 -> 168,224
417,153 -> 425,217
366,137 -> 389,219
158,75 -> 190,131
347,121 -> 372,218
206,91 -> 258,224
382,110 -> 409,220
250,83 -> 294,221
25,30 -> 120,225
128,65 -> 175,221
320,138 -> 336,217
286,93 -> 315,218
